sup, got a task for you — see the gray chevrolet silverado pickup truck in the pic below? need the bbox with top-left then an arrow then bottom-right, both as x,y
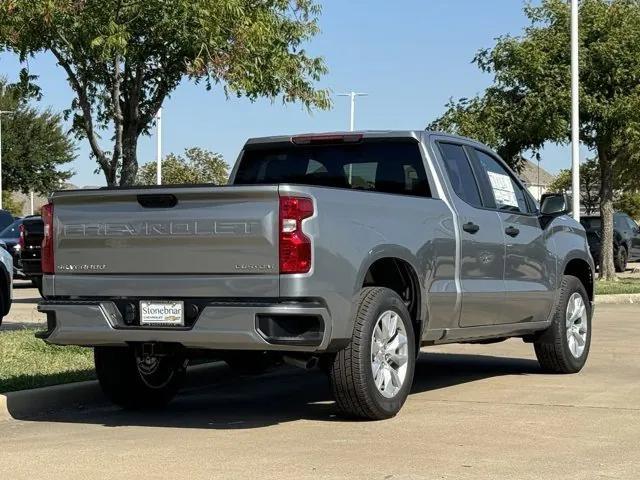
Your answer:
38,131 -> 594,420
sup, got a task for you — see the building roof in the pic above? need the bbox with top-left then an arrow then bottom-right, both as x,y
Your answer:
519,159 -> 556,187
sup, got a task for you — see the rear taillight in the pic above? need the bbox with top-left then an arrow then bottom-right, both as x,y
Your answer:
279,196 -> 314,274
41,203 -> 54,274
18,224 -> 25,249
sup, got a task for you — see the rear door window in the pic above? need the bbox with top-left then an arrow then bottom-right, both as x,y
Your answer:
473,150 -> 530,214
235,141 -> 431,197
437,143 -> 482,208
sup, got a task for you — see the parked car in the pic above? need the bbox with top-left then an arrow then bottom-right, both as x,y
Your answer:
0,241 -> 13,327
580,212 -> 640,272
18,215 -> 44,295
0,209 -> 14,232
37,131 -> 594,420
0,218 -> 25,279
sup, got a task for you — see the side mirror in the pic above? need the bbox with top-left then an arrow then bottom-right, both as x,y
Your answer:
540,193 -> 572,216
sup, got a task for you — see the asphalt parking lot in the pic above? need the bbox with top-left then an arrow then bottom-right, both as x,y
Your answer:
0,289 -> 639,479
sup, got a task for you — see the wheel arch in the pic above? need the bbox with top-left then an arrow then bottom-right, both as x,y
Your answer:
563,257 -> 594,302
357,251 -> 424,350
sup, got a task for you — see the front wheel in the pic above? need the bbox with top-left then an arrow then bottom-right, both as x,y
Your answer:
534,275 -> 592,374
328,287 -> 416,420
94,346 -> 186,409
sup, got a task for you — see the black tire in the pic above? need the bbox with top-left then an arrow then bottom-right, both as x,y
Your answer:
614,247 -> 628,273
328,287 -> 416,420
94,346 -> 186,409
222,351 -> 274,375
534,275 -> 592,374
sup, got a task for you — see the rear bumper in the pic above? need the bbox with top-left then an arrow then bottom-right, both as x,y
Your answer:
37,299 -> 346,353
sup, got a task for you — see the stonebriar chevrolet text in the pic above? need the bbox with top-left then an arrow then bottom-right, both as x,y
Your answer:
37,131 -> 594,420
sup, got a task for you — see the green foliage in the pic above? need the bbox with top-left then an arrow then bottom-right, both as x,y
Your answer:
0,79 -> 74,196
547,158 -> 600,214
596,279 -> 640,295
614,191 -> 640,220
430,0 -> 640,279
547,170 -> 572,194
1,191 -> 23,216
137,148 -> 228,186
0,0 -> 330,186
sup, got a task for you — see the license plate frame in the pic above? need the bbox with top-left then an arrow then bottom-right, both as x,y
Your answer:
139,300 -> 185,327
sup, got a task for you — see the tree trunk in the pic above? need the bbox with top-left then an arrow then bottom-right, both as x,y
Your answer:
103,162 -> 117,186
598,145 -> 616,280
120,124 -> 139,186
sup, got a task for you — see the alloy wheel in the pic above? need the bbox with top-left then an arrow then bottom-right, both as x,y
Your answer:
370,310 -> 409,398
565,292 -> 588,358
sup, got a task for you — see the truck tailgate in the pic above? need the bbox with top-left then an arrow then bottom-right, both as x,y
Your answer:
51,186 -> 279,276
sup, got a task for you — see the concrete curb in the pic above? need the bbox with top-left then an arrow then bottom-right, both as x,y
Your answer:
0,362 -> 227,422
595,293 -> 640,304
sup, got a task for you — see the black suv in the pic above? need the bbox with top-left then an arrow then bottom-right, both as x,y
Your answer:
581,212 -> 640,271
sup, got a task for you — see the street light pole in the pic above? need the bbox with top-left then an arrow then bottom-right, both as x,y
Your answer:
156,107 -> 162,186
337,92 -> 368,131
0,110 -> 15,210
571,0 -> 581,220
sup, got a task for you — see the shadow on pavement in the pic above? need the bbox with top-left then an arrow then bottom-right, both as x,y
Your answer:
11,297 -> 40,304
10,352 -> 541,429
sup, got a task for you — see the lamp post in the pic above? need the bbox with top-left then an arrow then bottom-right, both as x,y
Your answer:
0,110 -> 15,210
571,0 -> 580,220
156,107 -> 162,185
337,92 -> 368,131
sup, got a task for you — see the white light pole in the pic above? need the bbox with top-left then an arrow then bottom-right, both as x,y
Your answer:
337,92 -> 368,131
30,191 -> 34,215
571,0 -> 580,220
0,110 -> 15,210
156,107 -> 162,185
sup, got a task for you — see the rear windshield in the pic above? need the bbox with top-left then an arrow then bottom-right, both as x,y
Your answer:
234,141 -> 431,197
580,217 -> 601,231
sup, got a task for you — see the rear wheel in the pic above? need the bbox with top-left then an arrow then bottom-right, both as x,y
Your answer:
534,275 -> 592,374
94,345 -> 186,409
328,287 -> 416,420
615,247 -> 628,272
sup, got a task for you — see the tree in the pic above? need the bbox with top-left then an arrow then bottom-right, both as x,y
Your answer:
137,148 -> 228,186
0,1 -> 330,187
0,79 -> 74,197
1,191 -> 23,217
429,90 -> 566,173
614,191 -> 640,219
547,158 -> 600,214
430,0 -> 640,280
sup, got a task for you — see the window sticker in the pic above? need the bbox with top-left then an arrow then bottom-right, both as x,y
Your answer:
487,171 -> 518,207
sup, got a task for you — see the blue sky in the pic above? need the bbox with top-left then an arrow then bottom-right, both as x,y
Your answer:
0,0 -> 575,187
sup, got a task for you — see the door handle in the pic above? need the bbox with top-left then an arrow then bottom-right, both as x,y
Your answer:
463,222 -> 480,234
505,226 -> 520,237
